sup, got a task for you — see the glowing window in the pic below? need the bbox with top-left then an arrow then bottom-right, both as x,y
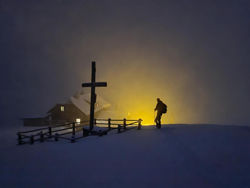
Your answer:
76,118 -> 81,123
60,106 -> 64,112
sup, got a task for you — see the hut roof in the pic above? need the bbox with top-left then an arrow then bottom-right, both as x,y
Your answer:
70,93 -> 110,115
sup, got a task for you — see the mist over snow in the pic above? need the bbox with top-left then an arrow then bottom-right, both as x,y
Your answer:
1,1 -> 250,126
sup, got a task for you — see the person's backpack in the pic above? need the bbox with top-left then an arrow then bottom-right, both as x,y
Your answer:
162,103 -> 167,114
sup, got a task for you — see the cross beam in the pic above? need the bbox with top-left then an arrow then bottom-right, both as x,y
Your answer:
82,82 -> 107,87
82,61 -> 107,130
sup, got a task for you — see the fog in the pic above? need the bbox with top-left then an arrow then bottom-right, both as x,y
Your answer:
1,0 -> 250,126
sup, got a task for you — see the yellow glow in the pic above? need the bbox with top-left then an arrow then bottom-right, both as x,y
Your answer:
98,90 -> 176,125
117,97 -> 173,125
94,59 -> 202,125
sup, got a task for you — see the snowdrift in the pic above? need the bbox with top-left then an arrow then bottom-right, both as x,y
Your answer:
1,124 -> 250,187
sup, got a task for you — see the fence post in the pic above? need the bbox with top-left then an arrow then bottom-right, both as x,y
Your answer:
55,133 -> 58,141
118,124 -> 121,133
123,118 -> 127,130
83,129 -> 89,137
48,127 -> 52,137
17,133 -> 22,145
137,119 -> 142,130
72,122 -> 75,136
71,135 -> 75,143
108,118 -> 111,130
30,135 -> 34,144
40,131 -> 44,142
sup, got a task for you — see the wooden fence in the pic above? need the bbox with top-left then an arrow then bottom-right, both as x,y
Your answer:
95,118 -> 142,132
17,118 -> 142,145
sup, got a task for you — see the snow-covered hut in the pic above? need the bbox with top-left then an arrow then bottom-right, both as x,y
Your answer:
23,92 -> 110,126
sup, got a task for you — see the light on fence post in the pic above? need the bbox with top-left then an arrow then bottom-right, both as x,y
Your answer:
76,118 -> 81,124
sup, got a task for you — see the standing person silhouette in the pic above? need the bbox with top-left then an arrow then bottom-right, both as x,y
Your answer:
154,98 -> 167,128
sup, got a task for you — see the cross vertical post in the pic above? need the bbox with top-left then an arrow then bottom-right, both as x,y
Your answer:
89,62 -> 96,130
82,61 -> 107,131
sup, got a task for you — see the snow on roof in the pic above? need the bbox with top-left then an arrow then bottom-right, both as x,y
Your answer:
70,93 -> 110,115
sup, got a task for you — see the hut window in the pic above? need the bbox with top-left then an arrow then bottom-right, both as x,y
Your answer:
60,106 -> 64,112
76,118 -> 81,124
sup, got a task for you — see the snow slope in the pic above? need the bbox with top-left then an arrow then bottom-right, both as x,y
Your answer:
1,124 -> 250,188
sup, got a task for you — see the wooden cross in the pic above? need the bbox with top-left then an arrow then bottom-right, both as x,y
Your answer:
82,61 -> 107,130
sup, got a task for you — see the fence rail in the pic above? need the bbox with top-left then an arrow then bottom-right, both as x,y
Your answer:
17,118 -> 142,145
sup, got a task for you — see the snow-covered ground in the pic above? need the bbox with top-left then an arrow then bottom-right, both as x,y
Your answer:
1,124 -> 250,188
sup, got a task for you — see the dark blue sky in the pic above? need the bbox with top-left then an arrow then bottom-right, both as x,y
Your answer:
1,0 -> 250,125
